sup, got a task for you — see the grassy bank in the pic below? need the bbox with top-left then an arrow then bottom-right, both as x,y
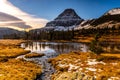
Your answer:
0,40 -> 42,80
75,35 -> 120,43
0,40 -> 30,58
49,52 -> 120,80
25,53 -> 45,58
0,39 -> 26,46
0,47 -> 30,58
0,59 -> 41,80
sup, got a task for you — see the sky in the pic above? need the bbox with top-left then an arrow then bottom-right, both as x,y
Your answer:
0,0 -> 120,30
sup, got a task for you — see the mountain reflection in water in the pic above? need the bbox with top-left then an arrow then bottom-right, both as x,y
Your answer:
21,42 -> 89,55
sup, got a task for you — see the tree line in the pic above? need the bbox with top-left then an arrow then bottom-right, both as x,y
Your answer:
3,26 -> 120,40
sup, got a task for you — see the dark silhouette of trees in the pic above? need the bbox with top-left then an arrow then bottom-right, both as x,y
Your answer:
26,29 -> 75,41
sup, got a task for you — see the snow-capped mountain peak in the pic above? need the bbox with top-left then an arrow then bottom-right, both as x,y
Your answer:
45,8 -> 84,28
105,8 -> 120,15
55,8 -> 82,21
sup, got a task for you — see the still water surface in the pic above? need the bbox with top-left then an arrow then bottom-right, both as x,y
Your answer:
21,42 -> 89,57
20,42 -> 89,80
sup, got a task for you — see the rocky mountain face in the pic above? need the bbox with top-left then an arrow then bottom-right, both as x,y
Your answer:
89,8 -> 120,29
45,9 -> 84,29
44,8 -> 120,31
75,19 -> 95,30
32,8 -> 120,32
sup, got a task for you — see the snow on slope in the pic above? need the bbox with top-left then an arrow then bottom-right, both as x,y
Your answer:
45,8 -> 83,29
54,26 -> 75,31
105,8 -> 120,15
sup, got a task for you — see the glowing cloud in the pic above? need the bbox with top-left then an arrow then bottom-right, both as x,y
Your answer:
0,12 -> 31,30
0,0 -> 48,29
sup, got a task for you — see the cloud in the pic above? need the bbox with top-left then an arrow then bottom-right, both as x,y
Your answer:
0,21 -> 31,29
0,12 -> 31,30
0,0 -> 48,29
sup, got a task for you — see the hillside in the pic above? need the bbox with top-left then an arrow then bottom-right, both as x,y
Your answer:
0,27 -> 24,39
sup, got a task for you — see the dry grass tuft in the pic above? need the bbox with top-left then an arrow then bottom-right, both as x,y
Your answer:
0,59 -> 41,80
25,53 -> 45,58
0,47 -> 30,58
101,53 -> 120,58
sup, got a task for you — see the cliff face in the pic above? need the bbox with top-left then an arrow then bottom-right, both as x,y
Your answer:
45,9 -> 84,27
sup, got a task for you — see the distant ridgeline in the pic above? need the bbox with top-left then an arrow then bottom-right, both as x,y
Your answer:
1,8 -> 120,40
0,27 -> 25,39
0,12 -> 29,39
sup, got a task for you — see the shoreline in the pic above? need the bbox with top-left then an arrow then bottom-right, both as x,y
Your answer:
0,40 -> 42,80
1,39 -> 120,80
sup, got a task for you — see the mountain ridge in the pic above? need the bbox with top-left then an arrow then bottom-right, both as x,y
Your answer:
0,27 -> 24,39
45,8 -> 84,28
28,8 -> 120,31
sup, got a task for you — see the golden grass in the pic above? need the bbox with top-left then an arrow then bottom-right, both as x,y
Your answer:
48,52 -> 90,72
0,47 -> 30,58
0,59 -> 41,80
0,39 -> 25,46
25,53 -> 45,58
99,35 -> 120,42
101,53 -> 120,58
49,52 -> 120,79
75,36 -> 94,43
75,35 -> 120,43
0,39 -> 42,80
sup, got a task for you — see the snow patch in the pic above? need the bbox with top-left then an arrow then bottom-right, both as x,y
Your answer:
86,67 -> 97,72
87,59 -> 106,65
111,63 -> 118,66
54,26 -> 75,31
68,64 -> 79,71
107,8 -> 120,15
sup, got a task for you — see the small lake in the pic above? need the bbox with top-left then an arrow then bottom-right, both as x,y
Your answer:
21,42 -> 89,57
20,42 -> 89,80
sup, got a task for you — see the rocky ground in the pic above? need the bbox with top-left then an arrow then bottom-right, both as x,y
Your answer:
49,52 -> 120,80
